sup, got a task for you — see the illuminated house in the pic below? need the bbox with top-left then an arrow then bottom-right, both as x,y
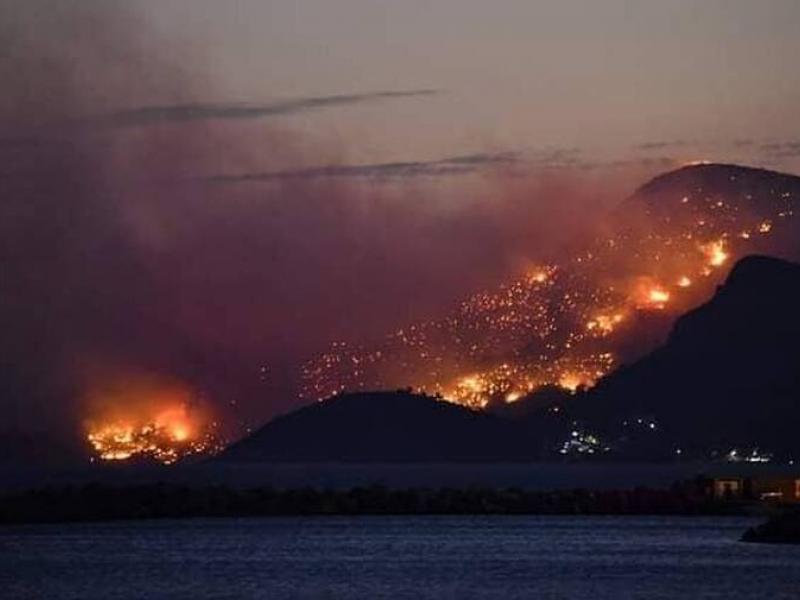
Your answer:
749,477 -> 800,502
710,478 -> 744,500
705,476 -> 800,503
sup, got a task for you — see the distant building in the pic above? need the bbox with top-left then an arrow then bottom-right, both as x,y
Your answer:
705,476 -> 800,503
750,477 -> 800,502
711,478 -> 744,500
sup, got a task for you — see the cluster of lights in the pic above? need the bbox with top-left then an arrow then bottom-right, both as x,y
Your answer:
560,430 -> 606,455
726,448 -> 773,464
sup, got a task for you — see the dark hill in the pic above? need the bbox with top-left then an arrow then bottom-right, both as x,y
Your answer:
635,163 -> 800,200
551,255 -> 800,459
224,256 -> 800,463
219,391 -> 535,462
742,511 -> 800,544
625,162 -> 800,262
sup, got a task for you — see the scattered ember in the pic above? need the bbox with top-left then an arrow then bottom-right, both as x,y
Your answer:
300,177 -> 796,409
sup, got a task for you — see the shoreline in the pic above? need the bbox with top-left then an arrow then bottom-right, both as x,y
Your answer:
0,481 -> 769,525
4,460 -> 794,492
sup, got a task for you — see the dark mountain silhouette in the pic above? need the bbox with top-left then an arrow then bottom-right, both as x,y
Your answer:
543,254 -> 800,459
222,255 -> 800,463
743,511 -> 800,544
219,390 -> 536,462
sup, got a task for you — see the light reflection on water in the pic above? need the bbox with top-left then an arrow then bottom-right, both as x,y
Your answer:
1,516 -> 799,599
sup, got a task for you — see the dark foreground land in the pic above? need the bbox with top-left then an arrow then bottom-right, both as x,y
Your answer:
0,481 -> 758,524
0,461 -> 714,493
742,510 -> 800,544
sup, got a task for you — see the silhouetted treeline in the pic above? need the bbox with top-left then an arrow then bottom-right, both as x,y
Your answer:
0,482 -> 744,524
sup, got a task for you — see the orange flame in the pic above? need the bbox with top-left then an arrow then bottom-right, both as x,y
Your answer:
701,239 -> 728,267
82,369 -> 221,464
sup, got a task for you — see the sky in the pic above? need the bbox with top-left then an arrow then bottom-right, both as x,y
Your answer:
2,0 -> 800,444
138,0 -> 800,170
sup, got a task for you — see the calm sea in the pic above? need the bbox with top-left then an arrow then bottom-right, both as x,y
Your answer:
2,516 -> 799,599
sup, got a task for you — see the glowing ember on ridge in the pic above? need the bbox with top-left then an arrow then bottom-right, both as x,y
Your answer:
702,240 -> 729,267
632,278 -> 672,310
648,288 -> 670,305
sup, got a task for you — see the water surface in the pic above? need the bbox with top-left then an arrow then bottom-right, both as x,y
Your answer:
2,516 -> 799,599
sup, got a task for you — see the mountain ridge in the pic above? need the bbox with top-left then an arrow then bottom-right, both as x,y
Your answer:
634,162 -> 800,199
221,254 -> 800,463
551,253 -> 800,459
219,390 -> 535,462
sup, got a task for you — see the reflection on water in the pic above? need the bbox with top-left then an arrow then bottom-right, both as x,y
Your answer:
1,516 -> 799,599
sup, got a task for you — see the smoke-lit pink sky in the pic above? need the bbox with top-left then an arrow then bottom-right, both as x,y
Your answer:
2,0 -> 800,441
136,0 -> 800,172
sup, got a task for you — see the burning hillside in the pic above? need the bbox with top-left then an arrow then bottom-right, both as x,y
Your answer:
301,164 -> 799,409
83,371 -> 224,464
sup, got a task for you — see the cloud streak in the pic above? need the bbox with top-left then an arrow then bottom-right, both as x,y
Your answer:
761,141 -> 800,159
635,140 -> 687,152
206,152 -> 519,183
96,90 -> 441,128
205,147 -> 674,184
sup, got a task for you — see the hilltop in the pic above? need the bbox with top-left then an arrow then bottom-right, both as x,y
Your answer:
219,390 -> 533,462
635,163 -> 800,202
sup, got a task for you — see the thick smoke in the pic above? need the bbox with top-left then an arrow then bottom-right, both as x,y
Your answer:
0,1 -> 639,454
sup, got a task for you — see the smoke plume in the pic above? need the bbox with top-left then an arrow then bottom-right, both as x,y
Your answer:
0,1 -> 639,455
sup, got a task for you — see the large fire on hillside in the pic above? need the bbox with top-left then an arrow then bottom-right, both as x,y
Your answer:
301,171 -> 797,409
84,373 -> 224,464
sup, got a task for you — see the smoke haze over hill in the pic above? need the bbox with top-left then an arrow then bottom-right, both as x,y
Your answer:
1,2 -> 640,453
